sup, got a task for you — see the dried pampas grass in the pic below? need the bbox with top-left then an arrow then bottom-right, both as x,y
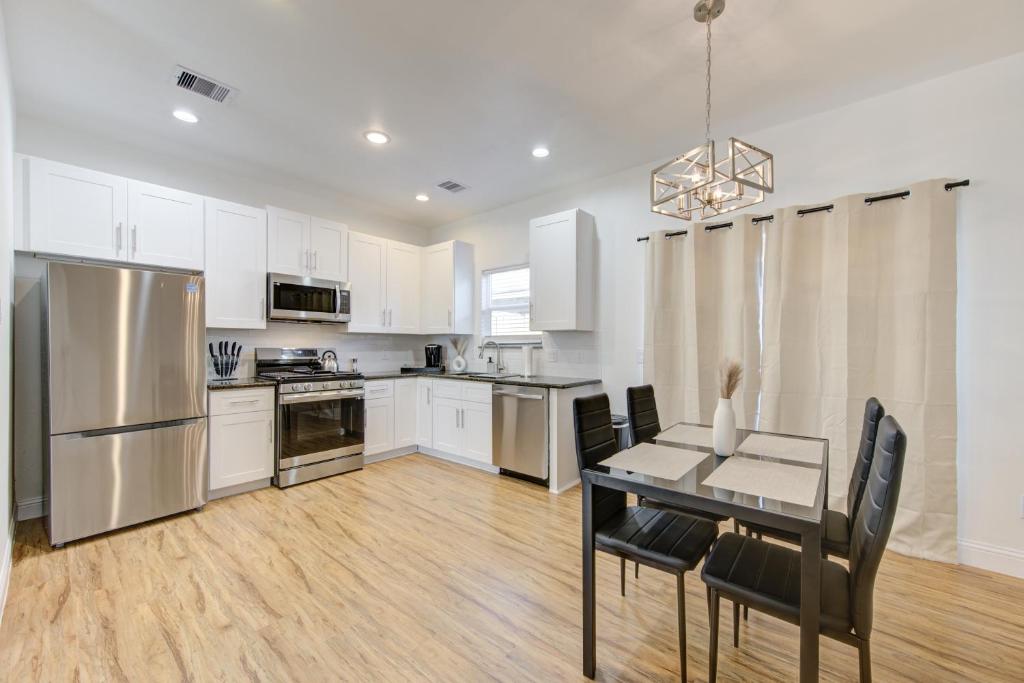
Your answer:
719,360 -> 743,399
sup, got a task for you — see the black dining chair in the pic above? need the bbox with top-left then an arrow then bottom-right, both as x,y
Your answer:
626,385 -> 735,532
574,393 -> 718,681
701,415 -> 907,683
740,397 -> 886,560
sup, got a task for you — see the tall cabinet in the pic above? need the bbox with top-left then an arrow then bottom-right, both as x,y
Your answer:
205,200 -> 267,329
421,241 -> 474,334
529,208 -> 595,331
347,232 -> 421,333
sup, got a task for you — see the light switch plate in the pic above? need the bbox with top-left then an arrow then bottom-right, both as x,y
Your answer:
636,349 -> 644,365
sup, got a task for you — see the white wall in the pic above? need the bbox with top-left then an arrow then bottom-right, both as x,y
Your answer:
10,118 -> 437,519
0,5 -> 15,616
430,52 -> 1024,577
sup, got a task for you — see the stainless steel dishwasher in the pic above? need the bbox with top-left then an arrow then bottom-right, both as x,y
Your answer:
492,384 -> 549,483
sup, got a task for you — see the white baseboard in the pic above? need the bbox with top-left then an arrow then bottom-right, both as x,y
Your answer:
0,516 -> 14,628
551,477 -> 580,494
958,538 -> 1024,579
420,447 -> 499,474
15,496 -> 44,521
364,446 -> 416,464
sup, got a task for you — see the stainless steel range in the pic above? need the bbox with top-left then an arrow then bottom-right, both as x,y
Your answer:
256,347 -> 364,487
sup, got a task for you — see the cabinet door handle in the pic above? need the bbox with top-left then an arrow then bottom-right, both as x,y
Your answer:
131,225 -> 138,256
229,399 -> 260,406
448,308 -> 452,328
260,297 -> 265,320
313,250 -> 319,271
115,222 -> 122,252
388,309 -> 392,327
268,419 -> 273,444
427,387 -> 431,405
380,309 -> 385,326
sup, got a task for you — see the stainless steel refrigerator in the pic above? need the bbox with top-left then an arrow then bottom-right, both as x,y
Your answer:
43,262 -> 208,546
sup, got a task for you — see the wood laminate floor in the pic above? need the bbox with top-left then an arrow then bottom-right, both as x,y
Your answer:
2,454 -> 1022,681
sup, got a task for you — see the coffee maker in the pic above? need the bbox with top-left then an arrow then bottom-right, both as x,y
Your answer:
424,344 -> 444,370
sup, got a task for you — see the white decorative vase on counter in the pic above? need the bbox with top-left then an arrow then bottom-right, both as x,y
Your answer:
712,397 -> 737,456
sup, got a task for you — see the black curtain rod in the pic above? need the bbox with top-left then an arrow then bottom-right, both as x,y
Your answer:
638,180 -> 970,239
637,229 -> 688,243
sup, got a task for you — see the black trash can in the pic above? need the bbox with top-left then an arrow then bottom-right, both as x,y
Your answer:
611,414 -> 632,452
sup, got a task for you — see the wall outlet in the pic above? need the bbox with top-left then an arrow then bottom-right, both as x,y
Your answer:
545,349 -> 558,363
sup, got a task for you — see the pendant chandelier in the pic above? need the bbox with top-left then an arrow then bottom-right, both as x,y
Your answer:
650,0 -> 773,221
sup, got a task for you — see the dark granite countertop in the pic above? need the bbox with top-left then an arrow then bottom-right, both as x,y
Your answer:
362,370 -> 601,389
207,377 -> 277,391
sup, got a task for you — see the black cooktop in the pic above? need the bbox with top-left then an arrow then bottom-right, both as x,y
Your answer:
259,369 -> 363,382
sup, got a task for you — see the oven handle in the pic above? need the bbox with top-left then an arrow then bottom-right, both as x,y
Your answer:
280,389 -> 365,405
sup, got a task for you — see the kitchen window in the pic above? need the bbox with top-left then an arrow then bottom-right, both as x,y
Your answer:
481,265 -> 539,338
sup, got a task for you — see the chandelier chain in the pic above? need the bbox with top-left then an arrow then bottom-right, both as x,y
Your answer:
704,3 -> 712,145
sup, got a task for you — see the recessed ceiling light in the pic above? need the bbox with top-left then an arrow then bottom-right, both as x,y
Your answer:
532,146 -> 550,158
173,109 -> 198,124
364,130 -> 390,145
415,194 -> 430,202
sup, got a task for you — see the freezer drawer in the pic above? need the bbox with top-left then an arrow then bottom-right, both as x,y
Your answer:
48,418 -> 208,546
492,384 -> 549,481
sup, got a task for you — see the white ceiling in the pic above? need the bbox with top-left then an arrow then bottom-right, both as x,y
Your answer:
5,0 -> 1024,227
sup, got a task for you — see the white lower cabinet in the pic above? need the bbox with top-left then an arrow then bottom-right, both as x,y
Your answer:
364,396 -> 395,456
394,378 -> 417,448
208,388 -> 275,494
429,380 -> 492,463
416,378 -> 433,448
460,401 -> 492,464
366,378 -> 492,466
432,397 -> 463,454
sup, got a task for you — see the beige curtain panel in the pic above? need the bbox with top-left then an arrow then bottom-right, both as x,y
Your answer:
643,178 -> 958,563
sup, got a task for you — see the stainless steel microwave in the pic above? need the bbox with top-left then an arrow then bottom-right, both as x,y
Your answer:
268,273 -> 351,323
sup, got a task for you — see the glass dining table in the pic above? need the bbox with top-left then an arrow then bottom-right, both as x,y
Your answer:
580,421 -> 829,682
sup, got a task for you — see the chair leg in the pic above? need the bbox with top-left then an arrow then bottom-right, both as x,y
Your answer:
858,638 -> 872,683
733,519 -> 739,534
732,600 -> 740,647
676,573 -> 687,682
620,557 -> 626,596
635,561 -> 639,579
708,588 -> 720,683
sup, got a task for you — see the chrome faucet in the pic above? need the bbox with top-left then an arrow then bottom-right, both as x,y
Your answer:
478,340 -> 504,373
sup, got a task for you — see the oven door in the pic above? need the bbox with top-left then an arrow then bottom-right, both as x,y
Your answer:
278,389 -> 364,469
268,273 -> 352,323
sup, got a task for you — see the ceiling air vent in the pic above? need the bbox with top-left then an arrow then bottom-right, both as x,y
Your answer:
437,180 -> 469,193
171,65 -> 237,103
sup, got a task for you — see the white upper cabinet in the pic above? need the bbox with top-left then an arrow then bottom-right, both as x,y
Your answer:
529,208 -> 595,331
268,207 -> 348,282
205,199 -> 267,329
127,181 -> 205,270
309,217 -> 348,282
421,241 -> 474,335
267,206 -> 310,276
348,231 -> 389,332
27,158 -> 127,261
24,157 -> 207,271
386,241 -> 421,333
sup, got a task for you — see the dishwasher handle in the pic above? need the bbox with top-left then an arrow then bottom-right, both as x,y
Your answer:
493,390 -> 545,400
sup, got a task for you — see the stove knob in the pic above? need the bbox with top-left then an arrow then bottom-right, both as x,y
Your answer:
304,383 -> 313,392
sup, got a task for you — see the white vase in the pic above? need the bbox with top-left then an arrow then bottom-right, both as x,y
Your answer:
712,397 -> 737,456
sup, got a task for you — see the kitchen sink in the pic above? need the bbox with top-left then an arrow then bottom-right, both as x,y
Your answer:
469,373 -> 521,380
